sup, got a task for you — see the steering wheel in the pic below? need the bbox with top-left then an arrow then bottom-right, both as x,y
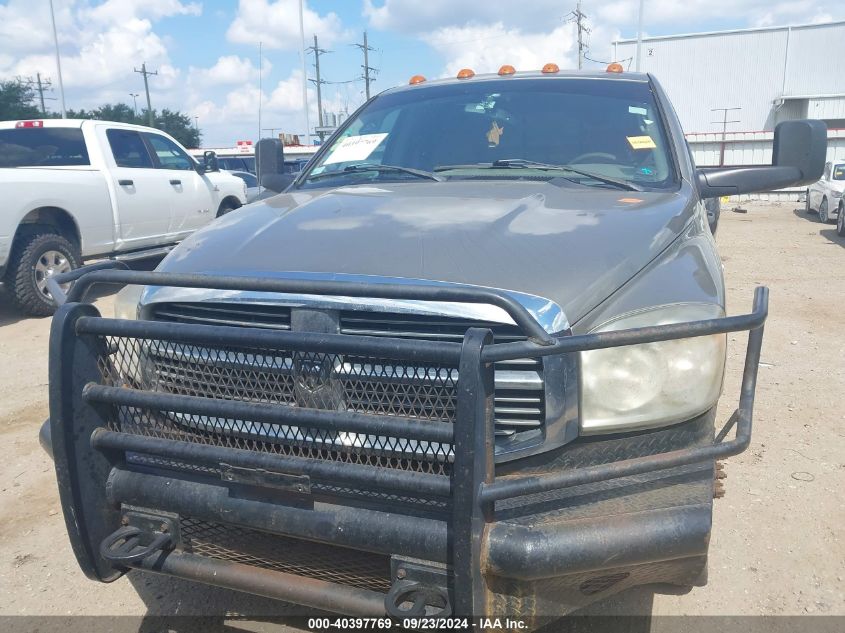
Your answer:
568,152 -> 617,164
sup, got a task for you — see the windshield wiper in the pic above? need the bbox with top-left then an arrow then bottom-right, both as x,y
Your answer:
435,159 -> 642,191
307,163 -> 443,182
493,159 -> 643,191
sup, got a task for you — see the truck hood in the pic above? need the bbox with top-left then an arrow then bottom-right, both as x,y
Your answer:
158,180 -> 693,326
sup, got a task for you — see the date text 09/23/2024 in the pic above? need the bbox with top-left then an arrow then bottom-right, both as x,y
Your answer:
307,618 -> 525,630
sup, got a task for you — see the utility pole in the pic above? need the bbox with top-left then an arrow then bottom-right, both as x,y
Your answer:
635,0 -> 645,71
307,35 -> 330,139
48,0 -> 66,118
35,73 -> 50,114
129,93 -> 139,117
566,3 -> 590,69
573,1 -> 589,70
20,75 -> 54,115
711,107 -> 742,166
353,31 -> 378,100
134,62 -> 158,127
298,0 -> 311,146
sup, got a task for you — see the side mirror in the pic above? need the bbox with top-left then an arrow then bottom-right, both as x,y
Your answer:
202,150 -> 219,173
261,173 -> 295,193
696,119 -> 827,197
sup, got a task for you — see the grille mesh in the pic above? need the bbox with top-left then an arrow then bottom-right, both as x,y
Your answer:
97,334 -> 456,475
180,517 -> 392,593
339,311 -> 544,437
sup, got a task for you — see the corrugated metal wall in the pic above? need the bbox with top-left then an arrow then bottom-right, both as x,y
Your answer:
615,22 -> 845,133
687,129 -> 845,201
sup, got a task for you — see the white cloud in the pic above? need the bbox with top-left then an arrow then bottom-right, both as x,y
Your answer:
0,0 -> 196,97
190,55 -> 266,87
226,0 -> 345,50
424,23 -> 577,77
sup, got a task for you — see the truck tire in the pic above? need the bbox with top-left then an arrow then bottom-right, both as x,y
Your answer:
7,232 -> 80,316
805,189 -> 812,213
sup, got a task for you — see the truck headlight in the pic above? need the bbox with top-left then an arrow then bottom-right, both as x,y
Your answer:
580,303 -> 726,434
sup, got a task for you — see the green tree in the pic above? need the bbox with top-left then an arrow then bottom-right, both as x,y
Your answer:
0,79 -> 42,120
154,108 -> 200,148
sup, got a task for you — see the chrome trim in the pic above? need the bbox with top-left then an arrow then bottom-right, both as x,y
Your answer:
140,271 -> 569,334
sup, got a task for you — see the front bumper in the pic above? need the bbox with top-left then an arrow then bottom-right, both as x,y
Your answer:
44,266 -> 767,618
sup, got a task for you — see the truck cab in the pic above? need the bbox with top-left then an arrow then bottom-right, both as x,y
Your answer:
0,119 -> 246,315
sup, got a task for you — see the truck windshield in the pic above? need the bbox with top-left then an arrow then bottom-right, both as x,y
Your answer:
0,128 -> 90,167
300,78 -> 677,190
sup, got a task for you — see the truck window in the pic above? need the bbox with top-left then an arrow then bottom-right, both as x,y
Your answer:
107,129 -> 154,169
0,128 -> 90,167
145,134 -> 194,171
833,164 -> 845,180
302,78 -> 677,191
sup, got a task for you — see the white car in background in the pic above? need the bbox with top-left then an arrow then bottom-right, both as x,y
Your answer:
806,161 -> 844,224
0,119 -> 247,315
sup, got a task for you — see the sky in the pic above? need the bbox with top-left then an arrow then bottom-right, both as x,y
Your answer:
1,0 -> 843,147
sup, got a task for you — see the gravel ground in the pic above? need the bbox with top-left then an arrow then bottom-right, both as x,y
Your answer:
0,201 -> 842,627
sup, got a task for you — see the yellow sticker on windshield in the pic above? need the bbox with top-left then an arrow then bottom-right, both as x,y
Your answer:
627,135 -> 657,150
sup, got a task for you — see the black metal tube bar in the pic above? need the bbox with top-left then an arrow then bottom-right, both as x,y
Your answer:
59,267 -> 555,345
480,288 -> 768,504
83,384 -> 455,444
76,316 -> 462,365
107,467 -> 449,563
92,429 -> 451,497
482,286 -> 768,362
131,550 -> 387,616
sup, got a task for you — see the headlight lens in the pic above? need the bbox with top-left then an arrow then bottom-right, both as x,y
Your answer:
113,284 -> 144,320
580,303 -> 726,434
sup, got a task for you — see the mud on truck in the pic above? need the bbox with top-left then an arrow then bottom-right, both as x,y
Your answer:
40,66 -> 826,622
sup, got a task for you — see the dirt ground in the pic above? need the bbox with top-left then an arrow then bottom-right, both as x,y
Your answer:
0,201 -> 842,627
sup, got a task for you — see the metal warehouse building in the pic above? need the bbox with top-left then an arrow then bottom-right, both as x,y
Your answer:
614,21 -> 845,133
614,21 -> 845,194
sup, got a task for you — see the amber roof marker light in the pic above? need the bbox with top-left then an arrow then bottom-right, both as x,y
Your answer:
541,63 -> 560,74
606,62 -> 624,73
498,64 -> 516,76
456,68 -> 476,79
408,74 -> 427,85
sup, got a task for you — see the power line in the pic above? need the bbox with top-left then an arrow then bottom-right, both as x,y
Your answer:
352,31 -> 378,100
133,62 -> 158,127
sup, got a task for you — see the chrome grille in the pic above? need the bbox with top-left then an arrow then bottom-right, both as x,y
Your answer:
149,303 -> 545,440
150,302 -> 292,330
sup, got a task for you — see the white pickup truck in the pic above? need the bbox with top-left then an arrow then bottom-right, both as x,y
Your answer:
0,119 -> 247,316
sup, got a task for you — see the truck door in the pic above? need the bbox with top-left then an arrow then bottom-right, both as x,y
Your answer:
142,133 -> 215,237
105,128 -> 175,249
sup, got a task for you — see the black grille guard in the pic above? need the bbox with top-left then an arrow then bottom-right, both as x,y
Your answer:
46,263 -> 767,616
